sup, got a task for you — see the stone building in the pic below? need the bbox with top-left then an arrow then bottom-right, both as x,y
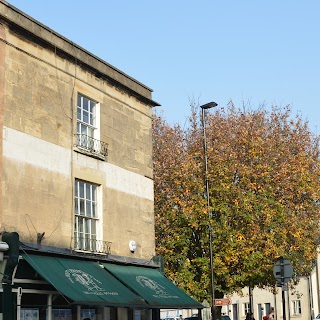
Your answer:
220,256 -> 320,320
0,1 -> 202,319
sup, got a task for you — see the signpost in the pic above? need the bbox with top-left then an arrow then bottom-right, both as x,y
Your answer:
214,298 -> 231,306
273,257 -> 293,320
273,258 -> 293,288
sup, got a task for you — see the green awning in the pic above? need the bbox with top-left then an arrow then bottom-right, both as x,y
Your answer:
103,263 -> 203,309
22,254 -> 147,307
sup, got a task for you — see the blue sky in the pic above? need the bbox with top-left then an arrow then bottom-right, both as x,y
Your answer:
7,1 -> 320,132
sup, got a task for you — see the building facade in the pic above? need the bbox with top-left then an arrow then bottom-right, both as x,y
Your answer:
221,255 -> 320,320
0,1 -> 202,320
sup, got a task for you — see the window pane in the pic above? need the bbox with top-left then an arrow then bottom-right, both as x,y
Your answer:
84,235 -> 90,250
88,127 -> 94,138
88,137 -> 94,150
83,111 -> 89,124
86,201 -> 91,217
90,115 -> 96,127
77,107 -> 81,121
92,202 -> 96,217
74,180 -> 78,197
85,219 -> 91,234
90,101 -> 95,113
86,184 -> 91,199
74,200 -> 79,214
81,124 -> 88,135
91,220 -> 96,235
83,97 -> 89,111
79,217 -> 84,232
79,199 -> 85,215
92,187 -> 96,201
89,106 -> 95,125
79,181 -> 84,198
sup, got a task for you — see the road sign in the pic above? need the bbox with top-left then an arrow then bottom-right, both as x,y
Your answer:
215,298 -> 231,306
273,257 -> 293,287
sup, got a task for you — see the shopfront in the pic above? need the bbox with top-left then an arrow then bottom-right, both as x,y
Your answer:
1,241 -> 203,320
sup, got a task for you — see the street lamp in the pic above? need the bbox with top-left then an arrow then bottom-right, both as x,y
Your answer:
200,101 -> 218,320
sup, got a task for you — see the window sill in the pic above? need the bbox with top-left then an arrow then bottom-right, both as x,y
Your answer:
72,238 -> 112,255
74,146 -> 107,161
73,248 -> 109,256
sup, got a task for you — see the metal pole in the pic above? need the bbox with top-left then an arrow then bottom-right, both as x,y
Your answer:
47,294 -> 52,320
202,107 -> 216,320
308,274 -> 314,320
249,286 -> 253,315
280,257 -> 286,320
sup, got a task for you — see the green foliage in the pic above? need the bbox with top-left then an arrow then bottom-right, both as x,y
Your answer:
153,103 -> 320,302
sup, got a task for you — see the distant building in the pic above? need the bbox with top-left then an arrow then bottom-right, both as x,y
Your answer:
0,1 -> 202,319
221,257 -> 320,320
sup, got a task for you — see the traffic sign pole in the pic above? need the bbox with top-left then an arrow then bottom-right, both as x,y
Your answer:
273,257 -> 293,320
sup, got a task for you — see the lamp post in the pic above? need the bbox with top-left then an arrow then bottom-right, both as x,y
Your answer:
200,102 -> 218,320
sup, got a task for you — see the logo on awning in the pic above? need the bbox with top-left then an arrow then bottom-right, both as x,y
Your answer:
65,269 -> 118,296
136,276 -> 179,299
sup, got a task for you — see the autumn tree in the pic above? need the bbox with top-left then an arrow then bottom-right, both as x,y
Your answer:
153,103 -> 320,302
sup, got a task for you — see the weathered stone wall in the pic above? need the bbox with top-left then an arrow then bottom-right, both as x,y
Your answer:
1,5 -> 155,259
0,22 -> 5,229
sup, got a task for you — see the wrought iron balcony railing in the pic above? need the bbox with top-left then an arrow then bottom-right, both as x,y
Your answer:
75,134 -> 108,157
73,237 -> 112,255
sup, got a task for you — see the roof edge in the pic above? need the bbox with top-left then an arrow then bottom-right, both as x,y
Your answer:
0,0 -> 160,107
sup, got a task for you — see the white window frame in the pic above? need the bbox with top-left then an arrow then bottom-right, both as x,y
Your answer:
76,93 -> 100,150
243,302 -> 250,316
264,303 -> 271,315
292,300 -> 302,315
74,179 -> 101,252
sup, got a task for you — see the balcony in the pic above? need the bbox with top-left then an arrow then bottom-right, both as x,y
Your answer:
73,236 -> 112,255
75,134 -> 108,158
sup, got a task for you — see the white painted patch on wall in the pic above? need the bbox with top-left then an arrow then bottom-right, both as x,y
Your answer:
3,127 -> 71,176
3,127 -> 154,201
104,162 -> 154,201
74,153 -> 154,201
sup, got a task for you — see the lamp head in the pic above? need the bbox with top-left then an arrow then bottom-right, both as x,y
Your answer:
200,102 -> 218,110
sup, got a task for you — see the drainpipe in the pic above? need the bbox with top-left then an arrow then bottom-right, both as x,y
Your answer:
2,232 -> 19,320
